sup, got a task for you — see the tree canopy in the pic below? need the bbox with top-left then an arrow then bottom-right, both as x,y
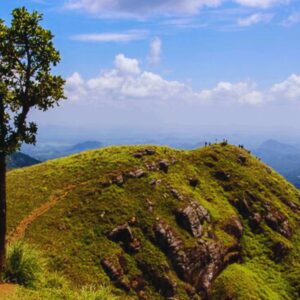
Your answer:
0,7 -> 65,154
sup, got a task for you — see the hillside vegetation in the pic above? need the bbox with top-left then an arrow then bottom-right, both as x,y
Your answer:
6,144 -> 300,299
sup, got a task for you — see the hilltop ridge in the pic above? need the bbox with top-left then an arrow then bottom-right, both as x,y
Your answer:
7,143 -> 300,299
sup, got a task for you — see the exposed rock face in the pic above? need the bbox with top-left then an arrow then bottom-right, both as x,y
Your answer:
126,169 -> 147,179
228,195 -> 293,239
153,219 -> 241,297
109,223 -> 141,253
189,177 -> 200,187
133,148 -> 156,158
159,160 -> 169,173
280,197 -> 300,212
238,155 -> 247,165
138,260 -> 177,298
176,201 -> 210,238
230,197 -> 251,218
271,240 -> 291,259
214,171 -> 231,181
112,175 -> 124,186
249,212 -> 262,230
170,189 -> 183,201
101,179 -> 112,188
223,217 -> 244,239
145,162 -> 158,171
265,209 -> 292,238
101,258 -> 131,292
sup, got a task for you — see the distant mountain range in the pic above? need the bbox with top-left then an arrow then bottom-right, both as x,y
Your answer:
22,140 -> 103,161
7,152 -> 40,169
66,141 -> 103,153
253,139 -> 300,188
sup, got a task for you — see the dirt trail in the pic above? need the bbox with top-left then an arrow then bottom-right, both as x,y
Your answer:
7,181 -> 88,244
0,283 -> 16,298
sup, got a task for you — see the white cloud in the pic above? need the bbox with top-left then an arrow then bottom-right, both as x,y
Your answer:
282,12 -> 300,26
270,74 -> 300,101
114,54 -> 141,75
66,56 -> 187,103
66,54 -> 300,108
65,0 -> 290,17
238,13 -> 273,26
65,72 -> 86,101
234,0 -> 289,8
71,31 -> 147,42
197,81 -> 263,105
148,37 -> 162,65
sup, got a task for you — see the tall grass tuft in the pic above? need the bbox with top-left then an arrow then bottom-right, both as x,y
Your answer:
4,241 -> 45,287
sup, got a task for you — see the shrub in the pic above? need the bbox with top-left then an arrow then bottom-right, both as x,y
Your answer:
4,242 -> 45,287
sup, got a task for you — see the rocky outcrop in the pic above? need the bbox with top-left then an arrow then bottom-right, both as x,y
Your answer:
229,197 -> 251,218
153,219 -> 241,298
170,188 -> 183,201
145,162 -> 158,171
158,160 -> 169,173
138,260 -> 177,298
249,212 -> 262,230
229,196 -> 293,239
133,149 -> 156,158
280,197 -> 300,212
109,223 -> 142,253
189,177 -> 200,187
176,201 -> 210,238
112,174 -> 124,186
223,217 -> 244,239
214,171 -> 231,181
125,169 -> 147,179
101,258 -> 131,292
265,209 -> 292,238
238,155 -> 247,165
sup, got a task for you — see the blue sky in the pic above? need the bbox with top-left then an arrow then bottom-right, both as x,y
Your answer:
1,0 -> 300,139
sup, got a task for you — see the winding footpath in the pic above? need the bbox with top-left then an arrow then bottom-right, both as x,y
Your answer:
0,283 -> 15,298
1,181 -> 88,298
7,187 -> 72,244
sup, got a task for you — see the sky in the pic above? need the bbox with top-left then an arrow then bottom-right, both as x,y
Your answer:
1,0 -> 300,142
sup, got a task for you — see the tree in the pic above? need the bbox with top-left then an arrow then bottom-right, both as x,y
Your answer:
0,7 -> 65,277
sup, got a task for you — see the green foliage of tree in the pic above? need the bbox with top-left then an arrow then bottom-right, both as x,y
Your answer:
0,7 -> 65,278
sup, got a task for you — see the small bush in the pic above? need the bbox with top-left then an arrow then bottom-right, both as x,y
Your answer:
4,242 -> 45,287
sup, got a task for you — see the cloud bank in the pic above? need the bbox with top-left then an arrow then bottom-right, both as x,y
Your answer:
238,13 -> 273,26
65,0 -> 290,17
66,54 -> 300,107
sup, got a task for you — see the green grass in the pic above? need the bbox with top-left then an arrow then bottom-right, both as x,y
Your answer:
8,284 -> 120,300
211,264 -> 281,300
4,242 -> 45,287
6,144 -> 300,299
5,242 -> 121,300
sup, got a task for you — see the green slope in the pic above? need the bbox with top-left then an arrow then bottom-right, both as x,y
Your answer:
6,144 -> 300,299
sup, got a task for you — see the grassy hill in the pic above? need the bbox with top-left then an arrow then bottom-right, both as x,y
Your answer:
6,143 -> 300,299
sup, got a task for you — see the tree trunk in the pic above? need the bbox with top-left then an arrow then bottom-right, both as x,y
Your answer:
0,152 -> 6,280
